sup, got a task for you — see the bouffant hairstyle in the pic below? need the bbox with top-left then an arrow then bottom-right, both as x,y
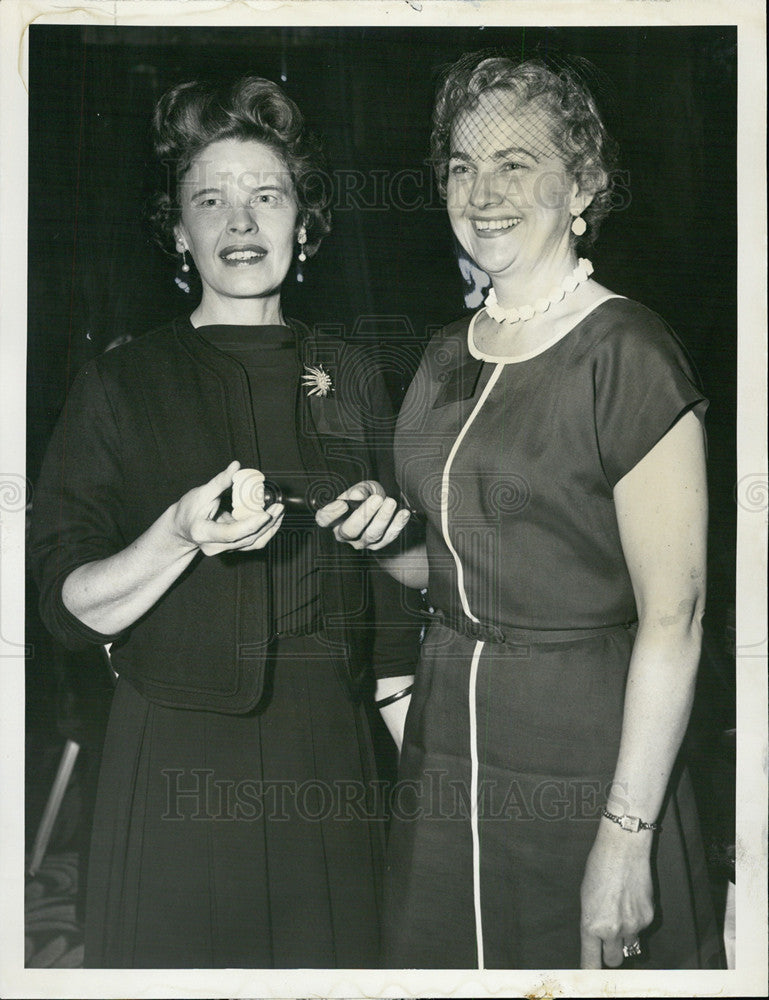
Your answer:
430,53 -> 619,245
149,76 -> 331,257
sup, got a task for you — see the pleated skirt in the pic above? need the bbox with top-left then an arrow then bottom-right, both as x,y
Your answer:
382,621 -> 723,969
84,633 -> 384,968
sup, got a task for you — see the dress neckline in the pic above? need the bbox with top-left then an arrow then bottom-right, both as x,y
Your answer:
467,294 -> 626,365
189,319 -> 295,351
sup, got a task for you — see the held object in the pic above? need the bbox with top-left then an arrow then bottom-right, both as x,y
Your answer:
230,468 -> 396,518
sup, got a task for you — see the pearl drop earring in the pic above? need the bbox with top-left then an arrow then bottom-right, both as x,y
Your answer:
175,243 -> 191,294
571,215 -> 587,237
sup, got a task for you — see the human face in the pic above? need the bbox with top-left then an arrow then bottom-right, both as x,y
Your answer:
447,90 -> 586,283
175,138 -> 299,320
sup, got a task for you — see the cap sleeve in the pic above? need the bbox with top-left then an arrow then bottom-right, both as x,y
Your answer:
593,306 -> 708,489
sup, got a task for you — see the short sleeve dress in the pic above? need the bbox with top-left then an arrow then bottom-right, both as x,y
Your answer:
383,297 -> 722,969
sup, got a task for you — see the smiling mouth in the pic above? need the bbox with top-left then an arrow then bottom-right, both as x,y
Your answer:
220,245 -> 267,264
473,218 -> 521,233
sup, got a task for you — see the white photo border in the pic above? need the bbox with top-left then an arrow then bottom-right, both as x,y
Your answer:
1,1 -> 766,997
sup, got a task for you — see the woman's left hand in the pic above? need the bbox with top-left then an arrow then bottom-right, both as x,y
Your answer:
579,822 -> 655,968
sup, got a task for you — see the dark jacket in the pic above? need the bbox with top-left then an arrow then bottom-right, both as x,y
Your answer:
30,316 -> 420,713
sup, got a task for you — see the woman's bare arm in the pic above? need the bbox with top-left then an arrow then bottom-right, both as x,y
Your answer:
580,410 -> 707,968
62,461 -> 284,636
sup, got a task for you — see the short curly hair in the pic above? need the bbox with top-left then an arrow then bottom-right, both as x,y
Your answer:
431,53 -> 619,245
148,76 -> 331,257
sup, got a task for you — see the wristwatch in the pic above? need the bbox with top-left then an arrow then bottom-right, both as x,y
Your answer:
602,807 -> 659,833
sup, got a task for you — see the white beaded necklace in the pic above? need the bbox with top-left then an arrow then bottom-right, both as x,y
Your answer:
484,258 -> 594,325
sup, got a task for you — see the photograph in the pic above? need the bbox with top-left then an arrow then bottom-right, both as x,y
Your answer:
0,2 -> 765,997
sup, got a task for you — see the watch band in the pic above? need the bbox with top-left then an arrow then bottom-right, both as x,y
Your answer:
602,807 -> 659,833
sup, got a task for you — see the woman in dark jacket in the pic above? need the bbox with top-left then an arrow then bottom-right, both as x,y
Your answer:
29,75 -> 418,969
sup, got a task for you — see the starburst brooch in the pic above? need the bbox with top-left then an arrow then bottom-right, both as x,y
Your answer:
302,363 -> 334,398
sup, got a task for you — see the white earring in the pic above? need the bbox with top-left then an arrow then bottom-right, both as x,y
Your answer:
174,242 -> 191,293
298,228 -> 307,263
176,242 -> 190,272
571,215 -> 587,237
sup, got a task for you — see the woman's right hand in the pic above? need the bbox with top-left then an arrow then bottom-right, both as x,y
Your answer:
62,461 -> 284,636
314,480 -> 411,551
170,461 -> 285,556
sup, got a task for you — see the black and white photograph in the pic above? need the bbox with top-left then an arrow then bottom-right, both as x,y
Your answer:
0,1 -> 765,997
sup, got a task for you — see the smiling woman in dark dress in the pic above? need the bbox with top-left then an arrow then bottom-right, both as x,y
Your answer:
29,76 -> 418,968
318,54 -> 723,970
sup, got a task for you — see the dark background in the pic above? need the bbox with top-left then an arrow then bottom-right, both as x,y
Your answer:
26,24 -> 736,895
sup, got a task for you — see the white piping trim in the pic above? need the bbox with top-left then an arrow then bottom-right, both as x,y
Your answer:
440,362 -> 505,622
468,293 -> 626,364
439,363 -> 504,971
469,639 -> 485,970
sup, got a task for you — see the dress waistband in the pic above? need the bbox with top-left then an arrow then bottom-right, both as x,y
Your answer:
425,608 -> 637,645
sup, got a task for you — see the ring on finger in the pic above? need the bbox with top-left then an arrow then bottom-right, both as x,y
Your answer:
622,939 -> 642,959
